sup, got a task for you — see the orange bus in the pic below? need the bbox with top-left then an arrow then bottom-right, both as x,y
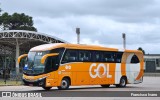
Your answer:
18,43 -> 144,90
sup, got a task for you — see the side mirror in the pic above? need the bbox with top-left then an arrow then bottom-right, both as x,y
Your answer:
41,53 -> 59,64
18,54 -> 28,64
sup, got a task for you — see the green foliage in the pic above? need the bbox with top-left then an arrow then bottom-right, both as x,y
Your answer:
138,47 -> 145,54
0,12 -> 37,31
0,8 -> 1,12
0,8 -> 2,13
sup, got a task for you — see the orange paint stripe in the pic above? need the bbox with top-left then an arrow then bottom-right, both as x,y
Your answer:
121,63 -> 126,76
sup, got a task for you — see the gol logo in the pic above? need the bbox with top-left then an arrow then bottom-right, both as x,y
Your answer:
89,63 -> 112,78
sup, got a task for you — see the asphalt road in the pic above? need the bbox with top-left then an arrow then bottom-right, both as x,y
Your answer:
0,76 -> 160,100
0,76 -> 160,91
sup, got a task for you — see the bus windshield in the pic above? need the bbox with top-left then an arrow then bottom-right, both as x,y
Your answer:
23,48 -> 65,75
24,51 -> 48,75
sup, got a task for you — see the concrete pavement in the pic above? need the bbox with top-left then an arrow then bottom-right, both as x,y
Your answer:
0,76 -> 160,100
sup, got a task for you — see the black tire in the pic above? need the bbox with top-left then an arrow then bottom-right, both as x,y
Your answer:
116,77 -> 127,88
42,87 -> 52,90
101,85 -> 110,88
57,78 -> 70,90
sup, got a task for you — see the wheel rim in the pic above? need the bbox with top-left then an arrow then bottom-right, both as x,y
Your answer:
61,80 -> 68,89
121,78 -> 126,86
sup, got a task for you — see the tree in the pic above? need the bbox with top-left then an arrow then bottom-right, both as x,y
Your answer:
0,8 -> 2,13
0,4 -> 2,13
138,47 -> 145,54
0,12 -> 37,31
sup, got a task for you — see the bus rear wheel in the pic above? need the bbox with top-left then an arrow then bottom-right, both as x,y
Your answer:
42,87 -> 52,90
116,77 -> 127,88
101,85 -> 110,88
57,78 -> 70,90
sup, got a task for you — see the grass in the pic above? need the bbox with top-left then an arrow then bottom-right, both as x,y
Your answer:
0,80 -> 23,86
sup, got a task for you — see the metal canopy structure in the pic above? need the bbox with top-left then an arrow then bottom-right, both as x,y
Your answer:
0,30 -> 67,75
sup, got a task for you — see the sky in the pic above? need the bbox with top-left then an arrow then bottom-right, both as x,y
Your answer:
1,0 -> 160,54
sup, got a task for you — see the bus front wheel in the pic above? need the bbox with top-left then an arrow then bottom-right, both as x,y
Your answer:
57,78 -> 70,90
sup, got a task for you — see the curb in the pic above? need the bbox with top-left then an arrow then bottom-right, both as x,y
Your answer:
144,73 -> 160,77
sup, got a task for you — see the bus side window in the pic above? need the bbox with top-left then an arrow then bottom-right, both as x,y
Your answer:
62,50 -> 77,63
45,56 -> 59,72
115,52 -> 123,63
131,55 -> 140,63
79,50 -> 91,62
50,48 -> 65,62
103,52 -> 115,62
45,57 -> 53,72
93,51 -> 102,62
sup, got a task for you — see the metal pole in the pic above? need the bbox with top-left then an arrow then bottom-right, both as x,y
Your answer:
15,39 -> 19,75
122,33 -> 126,49
76,28 -> 80,44
4,49 -> 6,84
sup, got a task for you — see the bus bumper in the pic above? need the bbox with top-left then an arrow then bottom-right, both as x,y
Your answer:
22,78 -> 46,87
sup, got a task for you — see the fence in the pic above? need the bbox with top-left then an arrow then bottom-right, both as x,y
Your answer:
0,72 -> 23,85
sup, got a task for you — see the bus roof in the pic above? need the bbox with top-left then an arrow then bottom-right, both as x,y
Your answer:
30,43 -> 142,53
